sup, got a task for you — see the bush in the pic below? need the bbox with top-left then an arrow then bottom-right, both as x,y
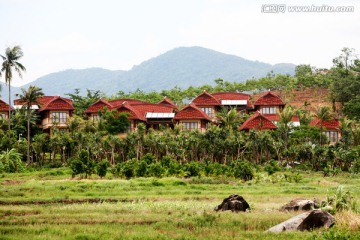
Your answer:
147,163 -> 165,178
69,150 -> 95,178
233,160 -> 254,181
264,159 -> 281,175
70,159 -> 84,177
97,160 -> 109,178
135,160 -> 148,177
121,160 -> 137,179
141,153 -> 157,164
0,148 -> 26,173
184,161 -> 203,177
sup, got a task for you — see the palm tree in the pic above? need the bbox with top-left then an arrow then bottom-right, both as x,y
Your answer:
216,107 -> 242,132
16,85 -> 44,163
1,46 -> 26,141
277,106 -> 295,149
314,106 -> 333,145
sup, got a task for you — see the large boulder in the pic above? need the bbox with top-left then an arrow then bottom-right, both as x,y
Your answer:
214,194 -> 250,212
280,198 -> 320,211
297,210 -> 335,231
266,210 -> 335,233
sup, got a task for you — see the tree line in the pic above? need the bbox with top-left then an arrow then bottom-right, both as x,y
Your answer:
1,46 -> 360,179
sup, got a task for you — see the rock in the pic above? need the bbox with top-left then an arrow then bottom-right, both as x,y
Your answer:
297,210 -> 335,231
266,210 -> 335,233
280,199 -> 320,211
214,194 -> 250,212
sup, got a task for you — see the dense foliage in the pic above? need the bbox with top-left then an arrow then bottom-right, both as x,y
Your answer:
0,47 -> 360,178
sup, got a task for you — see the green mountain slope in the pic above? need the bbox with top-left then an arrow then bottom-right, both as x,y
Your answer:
1,46 -> 296,100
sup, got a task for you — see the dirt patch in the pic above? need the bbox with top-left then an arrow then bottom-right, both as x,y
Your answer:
0,198 -> 137,206
1,180 -> 25,185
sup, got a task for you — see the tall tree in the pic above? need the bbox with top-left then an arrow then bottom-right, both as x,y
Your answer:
16,86 -> 44,163
1,46 -> 26,141
314,106 -> 333,145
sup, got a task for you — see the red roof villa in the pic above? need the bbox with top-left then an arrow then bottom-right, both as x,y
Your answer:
85,97 -> 177,131
14,96 -> 75,133
173,103 -> 212,132
0,99 -> 13,119
191,91 -> 253,120
310,118 -> 341,143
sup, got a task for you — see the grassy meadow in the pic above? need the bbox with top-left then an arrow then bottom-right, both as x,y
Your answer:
1,169 -> 360,239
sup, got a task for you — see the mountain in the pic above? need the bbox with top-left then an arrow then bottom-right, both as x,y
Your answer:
1,46 -> 296,101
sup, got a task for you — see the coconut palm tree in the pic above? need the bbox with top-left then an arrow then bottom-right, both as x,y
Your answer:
16,85 -> 44,163
1,46 -> 26,141
277,106 -> 296,149
216,107 -> 243,132
314,106 -> 333,145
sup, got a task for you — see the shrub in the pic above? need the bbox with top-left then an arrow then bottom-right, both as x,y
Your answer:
147,163 -> 165,178
0,148 -> 25,173
121,160 -> 137,179
264,159 -> 281,175
141,153 -> 157,164
70,159 -> 84,177
184,161 -> 203,177
233,160 -> 254,181
97,159 -> 109,178
325,185 -> 359,213
70,150 -> 95,178
135,160 -> 148,177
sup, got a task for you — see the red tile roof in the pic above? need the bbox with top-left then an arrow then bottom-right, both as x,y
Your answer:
254,91 -> 285,106
212,92 -> 250,100
114,102 -> 174,121
85,98 -> 148,113
309,118 -> 340,130
85,98 -> 112,113
263,114 -> 300,123
0,99 -> 13,111
174,103 -> 211,121
192,91 -> 221,106
212,92 -> 254,108
158,96 -> 179,111
14,96 -> 74,111
116,101 -> 146,121
108,99 -> 146,108
239,111 -> 277,130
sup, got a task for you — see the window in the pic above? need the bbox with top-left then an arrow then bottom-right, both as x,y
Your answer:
92,114 -> 100,122
182,122 -> 198,130
51,112 -> 67,123
200,108 -> 214,117
325,131 -> 339,142
261,106 -> 277,114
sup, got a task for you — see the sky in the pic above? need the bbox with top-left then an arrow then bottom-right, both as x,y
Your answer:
0,0 -> 359,86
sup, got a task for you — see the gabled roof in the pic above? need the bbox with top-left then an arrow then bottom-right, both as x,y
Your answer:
108,99 -> 146,108
129,103 -> 174,119
192,91 -> 254,108
174,103 -> 212,121
85,98 -> 146,113
85,98 -> 112,113
0,99 -> 13,111
212,92 -> 250,101
254,91 -> 285,106
14,96 -> 74,112
192,91 -> 221,106
116,101 -> 146,121
309,118 -> 340,130
239,111 -> 277,130
158,96 -> 179,111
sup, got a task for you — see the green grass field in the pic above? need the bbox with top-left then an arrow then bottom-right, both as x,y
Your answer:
1,169 -> 360,239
